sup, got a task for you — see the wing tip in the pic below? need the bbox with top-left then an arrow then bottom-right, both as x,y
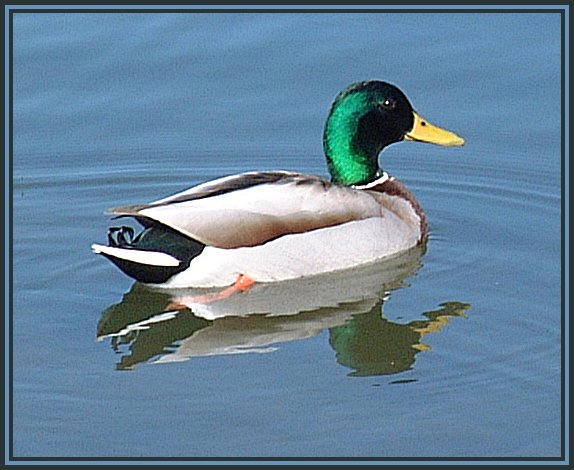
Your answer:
104,204 -> 150,216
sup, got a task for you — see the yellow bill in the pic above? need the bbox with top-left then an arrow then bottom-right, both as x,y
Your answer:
405,111 -> 465,147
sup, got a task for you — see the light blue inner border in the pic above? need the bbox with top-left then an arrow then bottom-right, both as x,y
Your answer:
4,4 -> 11,467
3,4 -> 570,10
563,5 -> 570,467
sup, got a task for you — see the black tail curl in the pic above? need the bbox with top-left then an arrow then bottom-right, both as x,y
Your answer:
102,218 -> 205,284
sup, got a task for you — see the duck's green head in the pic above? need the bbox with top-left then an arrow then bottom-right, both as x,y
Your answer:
323,81 -> 465,186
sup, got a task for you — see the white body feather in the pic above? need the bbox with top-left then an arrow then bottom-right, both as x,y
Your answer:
93,172 -> 424,287
165,216 -> 419,288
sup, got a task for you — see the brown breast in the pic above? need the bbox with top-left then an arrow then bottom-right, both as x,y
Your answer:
363,177 -> 428,243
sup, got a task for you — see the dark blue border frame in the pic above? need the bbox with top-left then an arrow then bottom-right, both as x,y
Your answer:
2,3 -> 569,465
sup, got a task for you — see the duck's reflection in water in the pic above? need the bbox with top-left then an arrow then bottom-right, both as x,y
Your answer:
97,245 -> 470,376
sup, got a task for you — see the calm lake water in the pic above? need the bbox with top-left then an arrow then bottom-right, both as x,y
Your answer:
10,10 -> 563,460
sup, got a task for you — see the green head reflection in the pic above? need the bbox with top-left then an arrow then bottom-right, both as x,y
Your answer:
329,301 -> 471,377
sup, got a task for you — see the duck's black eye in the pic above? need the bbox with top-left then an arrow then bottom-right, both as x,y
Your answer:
381,98 -> 397,110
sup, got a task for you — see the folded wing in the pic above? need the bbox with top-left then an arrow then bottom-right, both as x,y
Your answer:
107,171 -> 384,249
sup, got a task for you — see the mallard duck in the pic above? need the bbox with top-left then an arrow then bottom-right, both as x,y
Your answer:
92,80 -> 464,288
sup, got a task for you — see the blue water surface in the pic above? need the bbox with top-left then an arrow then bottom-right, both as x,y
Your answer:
11,10 -> 563,459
